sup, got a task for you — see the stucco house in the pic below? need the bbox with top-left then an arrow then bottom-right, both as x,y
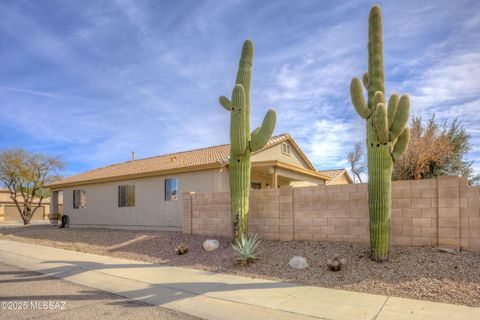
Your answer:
0,188 -> 50,222
319,169 -> 353,185
48,134 -> 351,230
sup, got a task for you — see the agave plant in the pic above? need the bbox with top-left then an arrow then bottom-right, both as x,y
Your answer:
232,234 -> 261,264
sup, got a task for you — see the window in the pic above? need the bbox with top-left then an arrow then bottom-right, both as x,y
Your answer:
73,190 -> 86,209
251,182 -> 262,190
165,178 -> 178,201
118,185 -> 135,207
281,142 -> 291,155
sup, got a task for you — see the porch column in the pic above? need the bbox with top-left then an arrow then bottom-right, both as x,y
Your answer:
271,167 -> 278,189
51,191 -> 59,214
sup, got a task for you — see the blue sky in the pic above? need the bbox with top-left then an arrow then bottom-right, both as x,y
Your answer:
1,0 -> 479,177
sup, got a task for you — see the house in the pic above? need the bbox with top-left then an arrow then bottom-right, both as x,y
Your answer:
0,188 -> 51,222
318,169 -> 353,185
48,134 -> 351,230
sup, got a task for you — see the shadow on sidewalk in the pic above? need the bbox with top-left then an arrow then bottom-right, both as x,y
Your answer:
5,259 -> 302,307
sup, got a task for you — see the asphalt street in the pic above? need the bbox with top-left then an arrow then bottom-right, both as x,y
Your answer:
0,262 -> 201,320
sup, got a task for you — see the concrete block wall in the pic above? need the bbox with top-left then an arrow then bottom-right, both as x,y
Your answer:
460,177 -> 480,251
248,189 -> 281,240
390,178 -> 439,247
183,176 -> 480,252
291,183 -> 369,242
183,192 -> 231,238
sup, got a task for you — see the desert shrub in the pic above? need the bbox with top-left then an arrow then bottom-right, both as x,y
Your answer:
232,234 -> 261,264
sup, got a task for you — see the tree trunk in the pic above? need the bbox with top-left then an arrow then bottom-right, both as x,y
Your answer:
22,207 -> 32,225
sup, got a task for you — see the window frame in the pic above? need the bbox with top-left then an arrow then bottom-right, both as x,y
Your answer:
73,189 -> 86,209
165,178 -> 179,201
281,142 -> 291,155
118,185 -> 135,207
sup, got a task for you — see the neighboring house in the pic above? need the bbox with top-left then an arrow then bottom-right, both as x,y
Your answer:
318,169 -> 353,185
48,134 -> 351,230
0,188 -> 50,221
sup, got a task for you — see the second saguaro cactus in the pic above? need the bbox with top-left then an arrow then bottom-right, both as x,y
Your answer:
350,6 -> 410,261
219,40 -> 276,241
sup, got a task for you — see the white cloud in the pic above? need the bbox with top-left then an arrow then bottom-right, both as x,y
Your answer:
0,0 -> 479,178
304,119 -> 363,169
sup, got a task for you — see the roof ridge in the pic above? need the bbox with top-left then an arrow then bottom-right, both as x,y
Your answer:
120,132 -> 290,164
126,142 -> 230,163
53,133 -> 291,183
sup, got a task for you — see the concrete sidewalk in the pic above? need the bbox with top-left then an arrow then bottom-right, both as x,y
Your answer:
0,239 -> 478,320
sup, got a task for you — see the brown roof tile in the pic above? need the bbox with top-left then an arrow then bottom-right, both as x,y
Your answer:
317,168 -> 352,184
49,134 -> 291,188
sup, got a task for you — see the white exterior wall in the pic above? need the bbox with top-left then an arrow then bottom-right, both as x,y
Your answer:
56,168 -> 229,230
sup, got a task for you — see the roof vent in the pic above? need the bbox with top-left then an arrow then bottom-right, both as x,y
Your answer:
171,156 -> 177,162
131,151 -> 135,161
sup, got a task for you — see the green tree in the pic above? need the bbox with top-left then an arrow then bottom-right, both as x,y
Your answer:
0,148 -> 64,225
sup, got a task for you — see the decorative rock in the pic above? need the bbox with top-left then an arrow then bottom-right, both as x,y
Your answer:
203,239 -> 219,251
288,256 -> 309,269
436,247 -> 458,254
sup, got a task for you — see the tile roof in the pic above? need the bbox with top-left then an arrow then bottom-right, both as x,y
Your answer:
49,134 -> 292,188
317,168 -> 352,184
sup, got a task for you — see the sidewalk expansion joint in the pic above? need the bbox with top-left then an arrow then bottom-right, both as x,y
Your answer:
371,296 -> 389,320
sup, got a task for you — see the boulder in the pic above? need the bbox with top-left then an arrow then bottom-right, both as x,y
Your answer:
203,239 -> 219,251
288,256 -> 309,269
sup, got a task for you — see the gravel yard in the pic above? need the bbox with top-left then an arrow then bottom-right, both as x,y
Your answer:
1,225 -> 479,307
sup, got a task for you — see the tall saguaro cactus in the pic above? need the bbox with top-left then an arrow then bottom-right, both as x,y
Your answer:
350,6 -> 410,261
219,40 -> 276,241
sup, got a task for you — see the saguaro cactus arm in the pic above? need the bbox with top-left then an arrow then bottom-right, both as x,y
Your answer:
362,72 -> 370,89
219,96 -> 232,111
250,109 -> 277,152
389,95 -> 410,141
392,128 -> 410,161
374,103 -> 389,144
387,94 -> 399,126
350,78 -> 371,119
372,91 -> 385,108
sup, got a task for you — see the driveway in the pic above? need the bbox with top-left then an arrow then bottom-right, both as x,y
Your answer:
0,262 -> 200,320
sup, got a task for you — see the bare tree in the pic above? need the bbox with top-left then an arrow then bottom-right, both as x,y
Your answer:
347,142 -> 367,183
0,149 -> 64,225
